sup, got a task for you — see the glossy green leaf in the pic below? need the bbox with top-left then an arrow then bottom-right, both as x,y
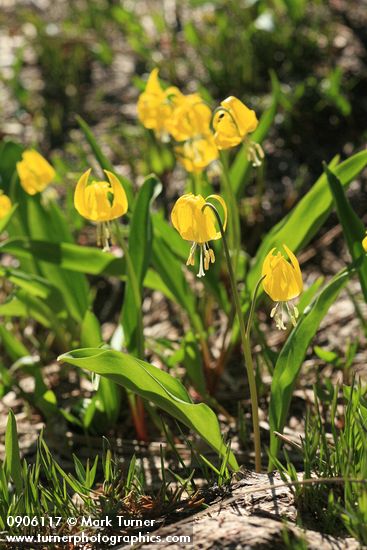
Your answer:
0,238 -> 126,277
268,268 -> 351,467
59,348 -> 238,470
5,410 -> 23,494
325,163 -> 367,301
247,151 -> 367,294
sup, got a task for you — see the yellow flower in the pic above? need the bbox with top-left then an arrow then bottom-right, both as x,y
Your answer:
168,93 -> 212,142
171,193 -> 227,277
213,96 -> 258,149
74,169 -> 128,250
0,192 -> 12,219
363,233 -> 367,252
137,68 -> 182,140
16,150 -> 55,195
262,245 -> 303,330
175,135 -> 218,173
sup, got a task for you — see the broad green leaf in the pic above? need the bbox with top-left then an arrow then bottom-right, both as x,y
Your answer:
0,238 -> 126,277
0,267 -> 65,313
230,71 -> 280,196
247,151 -> 367,294
268,268 -> 351,467
7,180 -> 90,322
121,174 -> 161,355
152,235 -> 197,318
325,164 -> 367,301
5,410 -> 23,494
59,348 -> 238,470
76,115 -> 133,205
24,195 -> 89,321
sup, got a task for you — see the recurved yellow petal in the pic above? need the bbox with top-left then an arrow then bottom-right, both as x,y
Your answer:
74,168 -> 92,219
104,170 -> 128,218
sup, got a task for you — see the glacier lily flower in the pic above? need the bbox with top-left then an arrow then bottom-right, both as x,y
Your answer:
137,68 -> 182,141
171,193 -> 227,277
262,244 -> 303,330
213,96 -> 263,166
74,169 -> 128,250
16,150 -> 55,195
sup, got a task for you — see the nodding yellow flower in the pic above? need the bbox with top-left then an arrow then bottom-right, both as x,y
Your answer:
16,150 -> 55,195
363,233 -> 367,252
74,169 -> 128,250
0,192 -> 12,219
262,245 -> 303,330
213,96 -> 263,166
171,193 -> 227,278
168,93 -> 212,142
137,68 -> 182,140
175,135 -> 218,174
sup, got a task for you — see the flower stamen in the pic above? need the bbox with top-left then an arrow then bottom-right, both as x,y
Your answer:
197,245 -> 205,278
246,140 -> 264,167
186,242 -> 197,266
